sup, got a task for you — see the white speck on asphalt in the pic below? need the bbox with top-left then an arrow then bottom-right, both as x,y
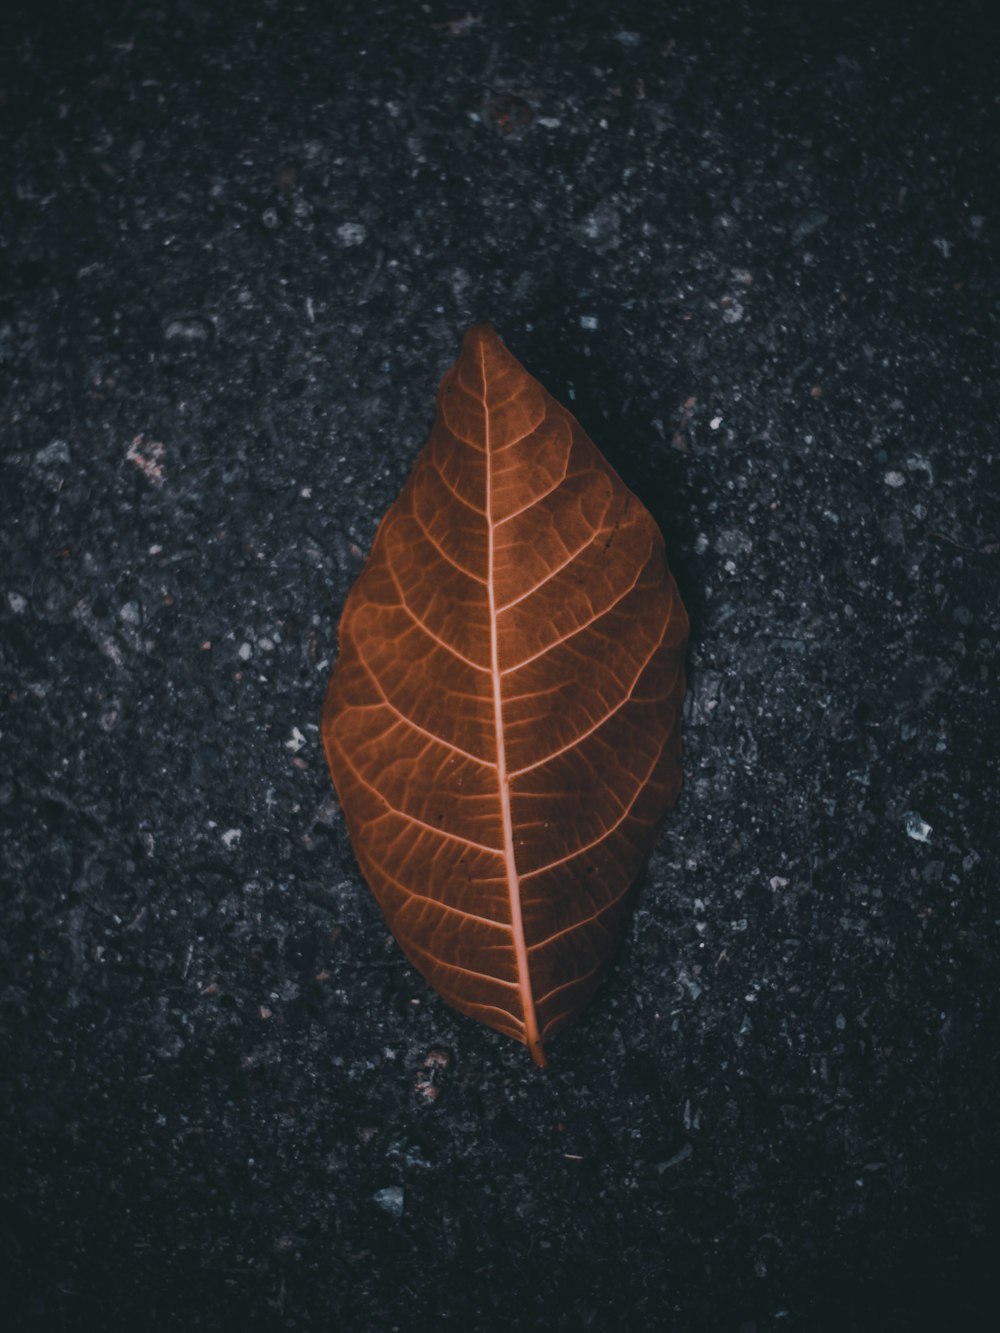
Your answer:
336,222 -> 367,247
903,811 -> 932,843
372,1186 -> 404,1217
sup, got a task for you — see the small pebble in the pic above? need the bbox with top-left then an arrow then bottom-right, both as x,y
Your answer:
903,811 -> 932,843
36,439 -> 71,467
336,222 -> 367,247
373,1186 -> 404,1218
164,317 -> 211,342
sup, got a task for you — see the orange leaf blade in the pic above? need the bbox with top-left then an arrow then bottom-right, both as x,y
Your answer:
322,322 -> 688,1063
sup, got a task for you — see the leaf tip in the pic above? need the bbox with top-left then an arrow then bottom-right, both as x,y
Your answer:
461,319 -> 500,357
458,320 -> 526,386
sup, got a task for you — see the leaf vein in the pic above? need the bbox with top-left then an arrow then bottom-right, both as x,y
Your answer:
430,462 -> 487,517
520,724 -> 671,880
491,412 -> 546,454
352,653 -> 497,768
527,879 -> 633,954
327,739 -> 503,855
494,455 -> 571,527
410,511 -> 487,584
403,935 -> 520,989
365,853 -> 510,930
384,560 -> 490,673
497,524 -> 604,613
500,559 -> 647,675
508,605 -> 674,776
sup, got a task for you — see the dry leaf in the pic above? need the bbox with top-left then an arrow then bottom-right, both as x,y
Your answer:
322,323 -> 687,1064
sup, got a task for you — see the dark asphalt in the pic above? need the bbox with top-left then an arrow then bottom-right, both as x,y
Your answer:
1,2 -> 998,1330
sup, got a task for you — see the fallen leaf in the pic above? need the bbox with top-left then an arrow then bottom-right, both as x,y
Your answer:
322,323 -> 687,1064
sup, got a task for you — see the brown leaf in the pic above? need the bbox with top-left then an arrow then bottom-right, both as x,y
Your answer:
322,323 -> 688,1065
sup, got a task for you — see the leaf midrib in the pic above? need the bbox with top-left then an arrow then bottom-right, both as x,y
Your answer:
479,339 -> 546,1068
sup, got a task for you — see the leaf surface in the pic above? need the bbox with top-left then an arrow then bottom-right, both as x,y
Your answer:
322,323 -> 688,1064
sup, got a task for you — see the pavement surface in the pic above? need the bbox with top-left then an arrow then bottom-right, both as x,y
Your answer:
2,2 -> 998,1330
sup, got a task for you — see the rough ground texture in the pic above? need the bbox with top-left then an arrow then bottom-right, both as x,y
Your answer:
1,2 -> 997,1329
